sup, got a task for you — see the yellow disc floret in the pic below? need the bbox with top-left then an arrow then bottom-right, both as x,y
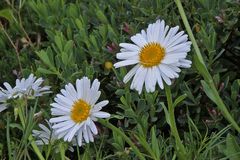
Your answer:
71,99 -> 90,123
139,42 -> 165,67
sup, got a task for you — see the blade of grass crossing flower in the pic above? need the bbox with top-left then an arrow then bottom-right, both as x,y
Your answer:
174,0 -> 240,133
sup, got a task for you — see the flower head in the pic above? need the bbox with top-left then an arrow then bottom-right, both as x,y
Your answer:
14,74 -> 51,98
114,19 -> 192,94
0,74 -> 51,113
49,77 -> 110,147
32,120 -> 76,152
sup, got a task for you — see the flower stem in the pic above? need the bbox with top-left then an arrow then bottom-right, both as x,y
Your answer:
98,119 -> 146,160
18,106 -> 45,160
174,0 -> 240,133
165,84 -> 187,160
59,142 -> 65,160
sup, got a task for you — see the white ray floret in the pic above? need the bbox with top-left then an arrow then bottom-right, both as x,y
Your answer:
114,19 -> 192,94
32,120 -> 76,152
0,74 -> 51,112
49,77 -> 110,147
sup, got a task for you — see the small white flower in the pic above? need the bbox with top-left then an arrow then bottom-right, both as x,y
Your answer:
114,19 -> 192,94
32,120 -> 76,152
15,74 -> 51,98
0,74 -> 51,113
49,77 -> 110,147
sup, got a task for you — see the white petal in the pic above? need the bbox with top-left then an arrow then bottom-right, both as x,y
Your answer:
49,116 -> 70,123
166,42 -> 191,53
167,34 -> 188,48
51,108 -> 68,116
123,64 -> 140,83
51,103 -> 71,112
92,100 -> 109,112
159,69 -> 171,85
89,120 -> 98,135
92,111 -> 110,118
77,129 -> 83,146
166,31 -> 185,47
114,60 -> 139,68
131,33 -> 147,47
119,43 -> 140,51
67,123 -> 82,142
82,77 -> 90,100
141,29 -> 147,39
159,64 -> 176,79
55,121 -> 75,134
116,52 -> 139,60
52,120 -> 74,129
87,127 -> 94,142
155,68 -> 164,89
83,129 -> 89,143
131,66 -> 147,94
76,79 -> 83,99
3,83 -> 13,92
145,68 -> 154,92
162,26 -> 179,46
0,104 -> 7,112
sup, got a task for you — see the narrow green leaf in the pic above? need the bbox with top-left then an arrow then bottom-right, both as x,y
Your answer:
173,94 -> 187,108
201,80 -> 217,104
151,126 -> 160,159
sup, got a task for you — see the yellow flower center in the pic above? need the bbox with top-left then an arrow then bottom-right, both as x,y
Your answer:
71,99 -> 90,123
139,42 -> 165,67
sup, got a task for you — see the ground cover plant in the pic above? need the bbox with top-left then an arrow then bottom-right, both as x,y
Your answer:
0,0 -> 240,159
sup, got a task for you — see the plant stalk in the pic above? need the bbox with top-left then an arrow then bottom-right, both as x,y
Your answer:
59,143 -> 65,160
174,0 -> 240,133
165,84 -> 187,160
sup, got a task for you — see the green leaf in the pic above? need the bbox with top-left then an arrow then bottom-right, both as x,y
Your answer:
9,123 -> 23,131
151,126 -> 160,159
193,54 -> 211,81
96,9 -> 109,24
37,67 -> 56,75
231,79 -> 240,101
0,9 -> 16,24
173,94 -> 187,108
37,50 -> 54,69
201,80 -> 217,104
225,134 -> 240,160
161,102 -> 169,125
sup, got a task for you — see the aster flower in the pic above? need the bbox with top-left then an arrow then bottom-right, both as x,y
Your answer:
0,74 -> 51,113
114,19 -> 192,94
32,120 -> 76,152
49,77 -> 110,147
14,74 -> 51,98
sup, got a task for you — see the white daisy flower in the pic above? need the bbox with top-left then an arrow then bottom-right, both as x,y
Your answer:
32,120 -> 76,152
49,77 -> 110,147
114,19 -> 192,94
14,74 -> 51,98
0,74 -> 51,113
